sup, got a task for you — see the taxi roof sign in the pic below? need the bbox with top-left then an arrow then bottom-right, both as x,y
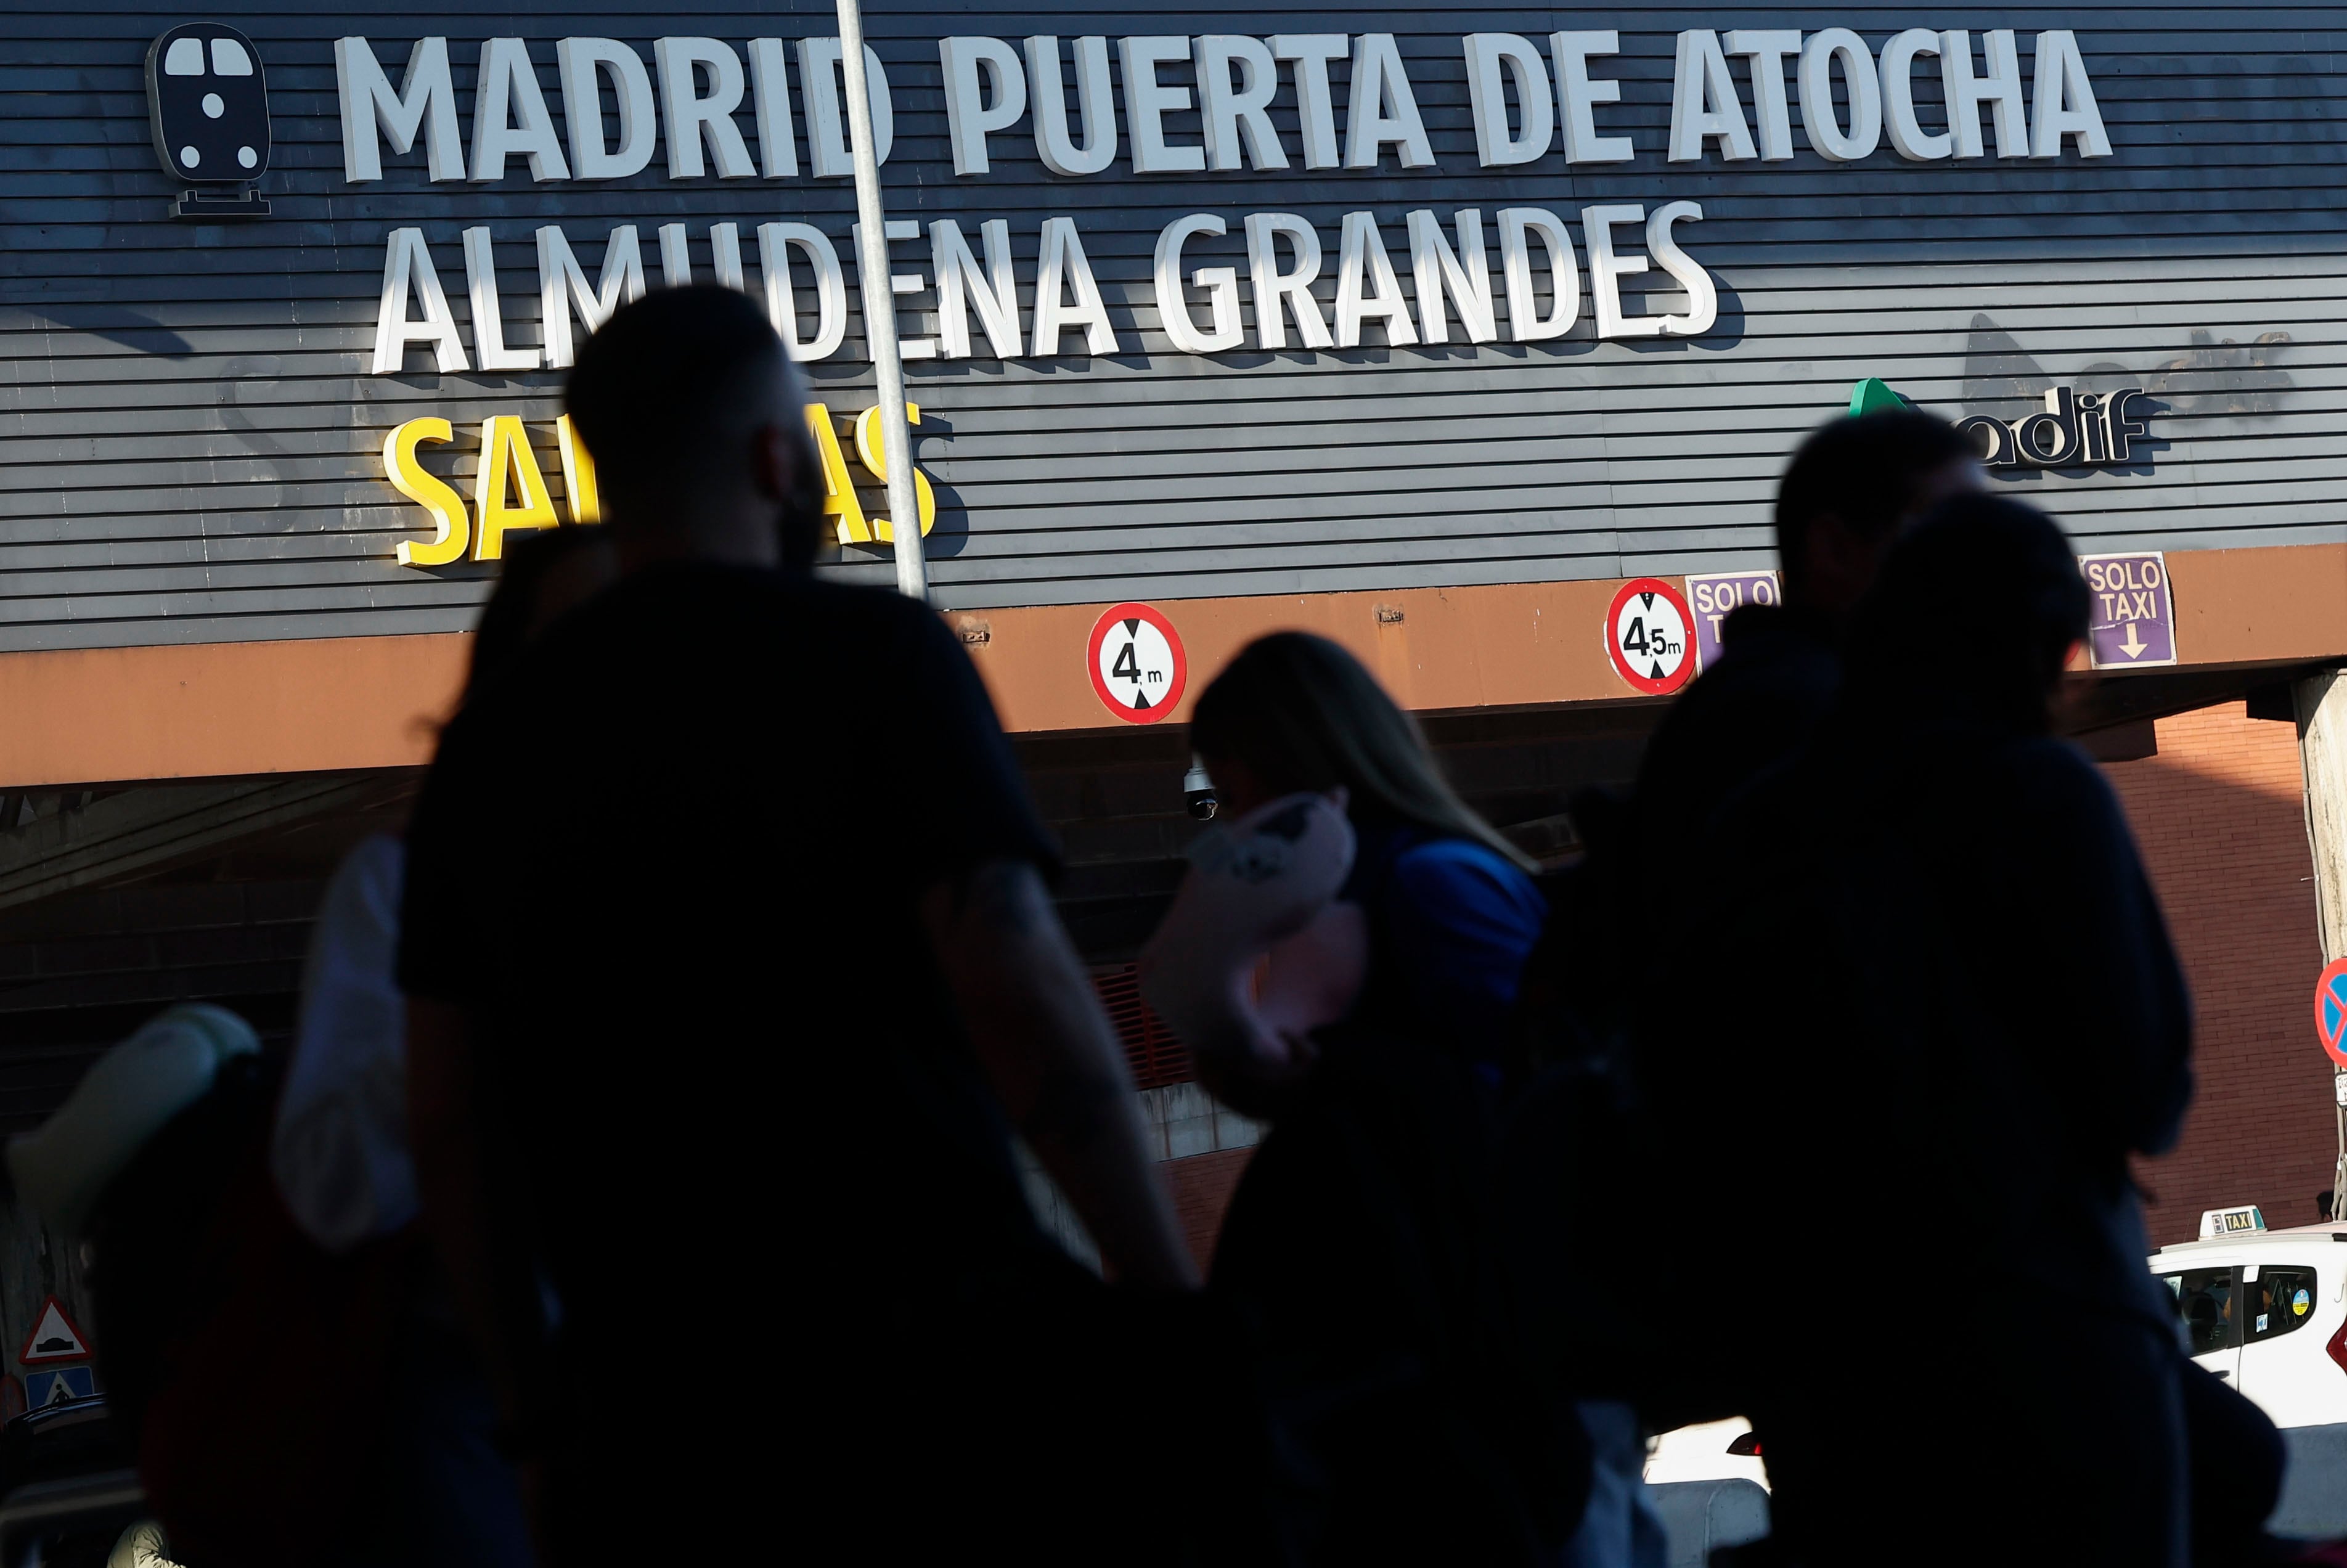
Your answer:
2200,1206 -> 2268,1239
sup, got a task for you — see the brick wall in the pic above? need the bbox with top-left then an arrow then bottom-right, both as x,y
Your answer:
2105,702 -> 2337,1245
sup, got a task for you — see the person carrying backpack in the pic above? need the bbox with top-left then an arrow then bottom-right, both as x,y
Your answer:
1698,497 -> 2189,1564
397,287 -> 1224,1566
1508,410 -> 1986,1435
1144,632 -> 1623,1566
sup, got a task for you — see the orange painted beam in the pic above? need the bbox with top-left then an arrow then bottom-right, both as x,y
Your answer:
967,544 -> 2347,733
0,634 -> 470,789
2166,543 -> 2347,666
952,579 -> 1641,734
0,540 -> 2339,788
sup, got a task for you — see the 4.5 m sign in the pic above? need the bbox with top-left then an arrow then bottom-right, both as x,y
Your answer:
1604,578 -> 1694,695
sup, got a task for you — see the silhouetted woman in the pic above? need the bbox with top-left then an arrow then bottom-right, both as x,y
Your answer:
1700,495 -> 2194,1566
1144,632 -> 1602,1567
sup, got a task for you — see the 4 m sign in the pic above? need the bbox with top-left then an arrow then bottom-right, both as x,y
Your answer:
1087,602 -> 1189,724
1606,579 -> 1695,696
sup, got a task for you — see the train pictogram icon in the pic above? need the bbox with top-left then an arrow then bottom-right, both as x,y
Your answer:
144,23 -> 272,219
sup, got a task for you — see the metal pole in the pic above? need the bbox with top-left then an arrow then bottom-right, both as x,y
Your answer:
2333,1069 -> 2346,1226
835,0 -> 927,602
2301,672 -> 2347,1225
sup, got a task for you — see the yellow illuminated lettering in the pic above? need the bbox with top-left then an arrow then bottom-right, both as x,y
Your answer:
471,415 -> 561,561
554,414 -> 600,525
804,402 -> 872,544
852,402 -> 937,541
383,417 -> 470,568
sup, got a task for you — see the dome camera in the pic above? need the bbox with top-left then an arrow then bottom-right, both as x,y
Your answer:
1183,757 -> 1218,822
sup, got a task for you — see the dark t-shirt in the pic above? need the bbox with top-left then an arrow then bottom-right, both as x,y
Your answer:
1218,823 -> 1579,1561
1522,603 -> 1842,1078
398,565 -> 1059,1364
1629,602 -> 1842,862
1705,722 -> 2190,1324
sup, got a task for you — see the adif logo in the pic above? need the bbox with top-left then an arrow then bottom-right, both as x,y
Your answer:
144,23 -> 272,218
1957,386 -> 2153,471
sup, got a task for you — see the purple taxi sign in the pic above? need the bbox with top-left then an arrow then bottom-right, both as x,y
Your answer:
2080,552 -> 2176,669
1685,571 -> 1782,674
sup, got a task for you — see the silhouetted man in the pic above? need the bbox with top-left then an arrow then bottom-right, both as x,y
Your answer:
1506,410 -> 1984,1434
399,288 -> 1194,1563
1630,408 -> 1983,851
1708,496 -> 2192,1564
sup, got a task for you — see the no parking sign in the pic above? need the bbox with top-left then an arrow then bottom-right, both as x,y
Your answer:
2316,957 -> 2347,1069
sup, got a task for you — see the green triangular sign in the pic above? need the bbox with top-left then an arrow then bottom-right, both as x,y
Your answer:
1847,377 -> 1909,417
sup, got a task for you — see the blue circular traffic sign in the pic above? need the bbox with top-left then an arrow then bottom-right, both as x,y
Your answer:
2316,957 -> 2347,1069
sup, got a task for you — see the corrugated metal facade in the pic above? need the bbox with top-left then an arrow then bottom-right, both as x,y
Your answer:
0,3 -> 2339,651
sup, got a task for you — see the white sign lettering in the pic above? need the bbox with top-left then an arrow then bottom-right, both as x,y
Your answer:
341,26 -> 2112,374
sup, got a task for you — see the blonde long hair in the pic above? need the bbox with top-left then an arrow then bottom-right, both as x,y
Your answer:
1190,632 -> 1535,871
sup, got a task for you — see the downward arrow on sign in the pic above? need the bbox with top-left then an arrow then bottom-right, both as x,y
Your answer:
2119,623 -> 2148,659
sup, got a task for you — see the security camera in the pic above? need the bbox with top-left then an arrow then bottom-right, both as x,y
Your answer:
1183,757 -> 1218,822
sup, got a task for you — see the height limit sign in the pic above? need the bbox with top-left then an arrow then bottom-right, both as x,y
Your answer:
1604,578 -> 1696,696
1087,602 -> 1188,724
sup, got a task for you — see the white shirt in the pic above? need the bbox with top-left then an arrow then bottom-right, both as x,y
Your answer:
271,835 -> 415,1253
108,1520 -> 183,1568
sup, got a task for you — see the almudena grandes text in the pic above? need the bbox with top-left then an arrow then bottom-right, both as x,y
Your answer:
356,26 -> 2115,372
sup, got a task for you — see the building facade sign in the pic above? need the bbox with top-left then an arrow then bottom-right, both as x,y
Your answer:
333,23 -> 2110,385
1959,386 -> 2153,470
0,4 -> 2329,655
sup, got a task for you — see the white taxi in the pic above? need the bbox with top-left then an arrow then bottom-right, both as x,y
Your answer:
1644,1416 -> 1766,1488
2151,1204 -> 2347,1429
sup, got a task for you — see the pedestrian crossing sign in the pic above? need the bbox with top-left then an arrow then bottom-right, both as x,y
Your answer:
23,1366 -> 93,1408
